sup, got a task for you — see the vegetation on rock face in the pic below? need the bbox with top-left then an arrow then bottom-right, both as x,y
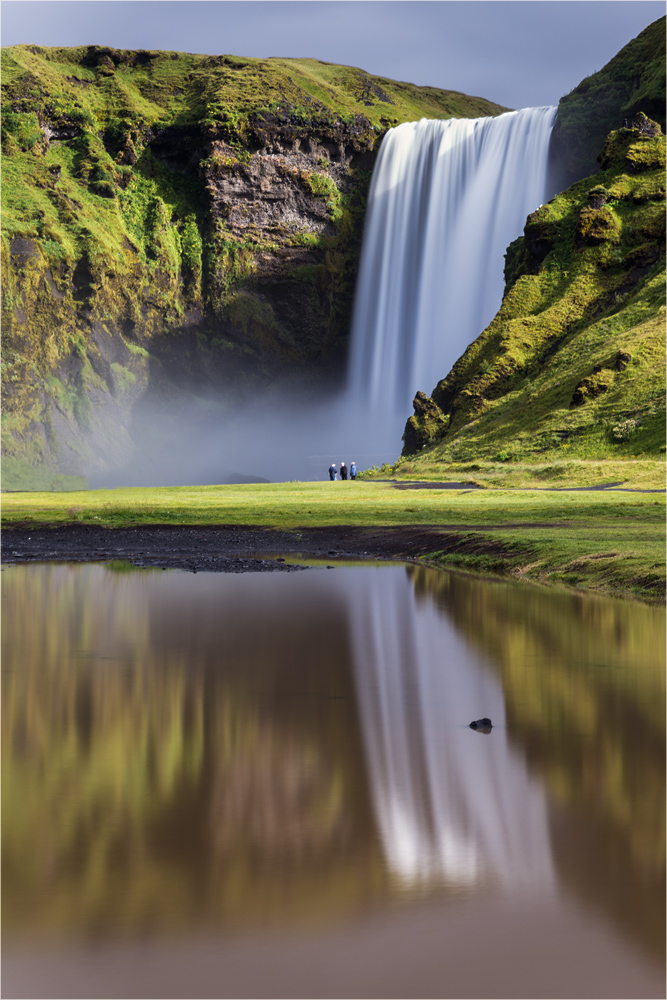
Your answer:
1,44 -> 508,488
398,118 -> 666,487
402,390 -> 450,455
549,16 -> 665,189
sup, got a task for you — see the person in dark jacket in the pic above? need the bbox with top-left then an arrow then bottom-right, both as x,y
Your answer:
340,462 -> 348,480
328,463 -> 337,480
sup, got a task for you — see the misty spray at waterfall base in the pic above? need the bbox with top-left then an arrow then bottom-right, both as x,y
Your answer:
92,107 -> 556,487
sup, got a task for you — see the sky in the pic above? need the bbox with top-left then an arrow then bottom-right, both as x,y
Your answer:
1,0 -> 663,110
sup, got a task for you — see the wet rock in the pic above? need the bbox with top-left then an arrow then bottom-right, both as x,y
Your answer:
469,718 -> 493,731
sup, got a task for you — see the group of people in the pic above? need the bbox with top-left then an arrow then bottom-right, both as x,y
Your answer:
328,462 -> 357,481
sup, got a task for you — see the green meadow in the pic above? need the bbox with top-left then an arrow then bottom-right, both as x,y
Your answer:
2,480 -> 664,602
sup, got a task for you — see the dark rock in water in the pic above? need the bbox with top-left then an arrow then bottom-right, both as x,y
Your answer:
469,717 -> 493,730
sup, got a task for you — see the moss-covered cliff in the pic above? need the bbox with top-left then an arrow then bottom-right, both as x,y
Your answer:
399,116 -> 665,475
1,45 -> 508,488
549,16 -> 665,190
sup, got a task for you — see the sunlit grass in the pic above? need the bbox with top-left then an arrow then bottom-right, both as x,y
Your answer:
382,458 -> 666,490
1,478 -> 662,526
2,481 -> 664,600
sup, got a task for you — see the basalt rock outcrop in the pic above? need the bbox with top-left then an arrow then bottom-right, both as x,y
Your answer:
402,391 -> 449,456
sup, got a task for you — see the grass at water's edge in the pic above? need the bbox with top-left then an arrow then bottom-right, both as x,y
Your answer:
2,481 -> 664,602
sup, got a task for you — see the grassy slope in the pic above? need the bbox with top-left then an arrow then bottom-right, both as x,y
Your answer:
2,482 -> 664,602
0,45 -> 506,256
0,45 -> 507,134
394,124 -> 665,489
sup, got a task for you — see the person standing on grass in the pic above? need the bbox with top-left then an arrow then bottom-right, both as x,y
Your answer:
350,462 -> 357,480
340,462 -> 348,481
328,463 -> 337,481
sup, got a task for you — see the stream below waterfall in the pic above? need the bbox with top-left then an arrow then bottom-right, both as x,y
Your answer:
2,561 -> 664,998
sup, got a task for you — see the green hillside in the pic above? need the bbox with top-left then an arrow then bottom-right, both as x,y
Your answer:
1,45 -> 508,490
398,115 -> 666,488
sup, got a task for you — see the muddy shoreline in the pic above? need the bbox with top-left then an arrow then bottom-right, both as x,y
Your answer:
1,523 -> 486,573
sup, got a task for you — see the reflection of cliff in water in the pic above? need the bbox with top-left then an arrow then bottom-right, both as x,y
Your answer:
2,565 -> 385,938
406,565 -> 666,960
346,568 -> 555,893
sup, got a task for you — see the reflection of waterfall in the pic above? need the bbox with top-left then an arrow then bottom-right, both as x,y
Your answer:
348,567 -> 555,892
347,107 -> 556,433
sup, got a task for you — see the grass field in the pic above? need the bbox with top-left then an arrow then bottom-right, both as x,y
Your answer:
365,458 -> 666,490
2,480 -> 664,602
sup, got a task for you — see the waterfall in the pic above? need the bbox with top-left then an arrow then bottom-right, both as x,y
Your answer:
347,106 -> 556,444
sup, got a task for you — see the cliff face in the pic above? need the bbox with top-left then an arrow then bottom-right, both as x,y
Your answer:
549,16 -> 665,191
1,45 -> 507,488
400,117 -> 666,468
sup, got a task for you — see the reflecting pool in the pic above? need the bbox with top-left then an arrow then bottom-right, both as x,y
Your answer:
2,562 -> 664,999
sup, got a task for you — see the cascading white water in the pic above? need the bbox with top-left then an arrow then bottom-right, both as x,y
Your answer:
347,106 -> 556,443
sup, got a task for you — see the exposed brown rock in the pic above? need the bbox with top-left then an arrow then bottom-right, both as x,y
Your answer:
203,142 -> 334,235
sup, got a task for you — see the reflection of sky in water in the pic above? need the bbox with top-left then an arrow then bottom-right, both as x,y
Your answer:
345,568 -> 555,892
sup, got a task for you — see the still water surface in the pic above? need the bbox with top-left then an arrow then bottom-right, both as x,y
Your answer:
2,562 -> 664,998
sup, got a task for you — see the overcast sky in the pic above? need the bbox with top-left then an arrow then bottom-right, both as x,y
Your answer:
1,1 -> 663,110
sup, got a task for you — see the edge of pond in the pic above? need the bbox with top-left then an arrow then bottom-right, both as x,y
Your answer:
2,522 -> 663,605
